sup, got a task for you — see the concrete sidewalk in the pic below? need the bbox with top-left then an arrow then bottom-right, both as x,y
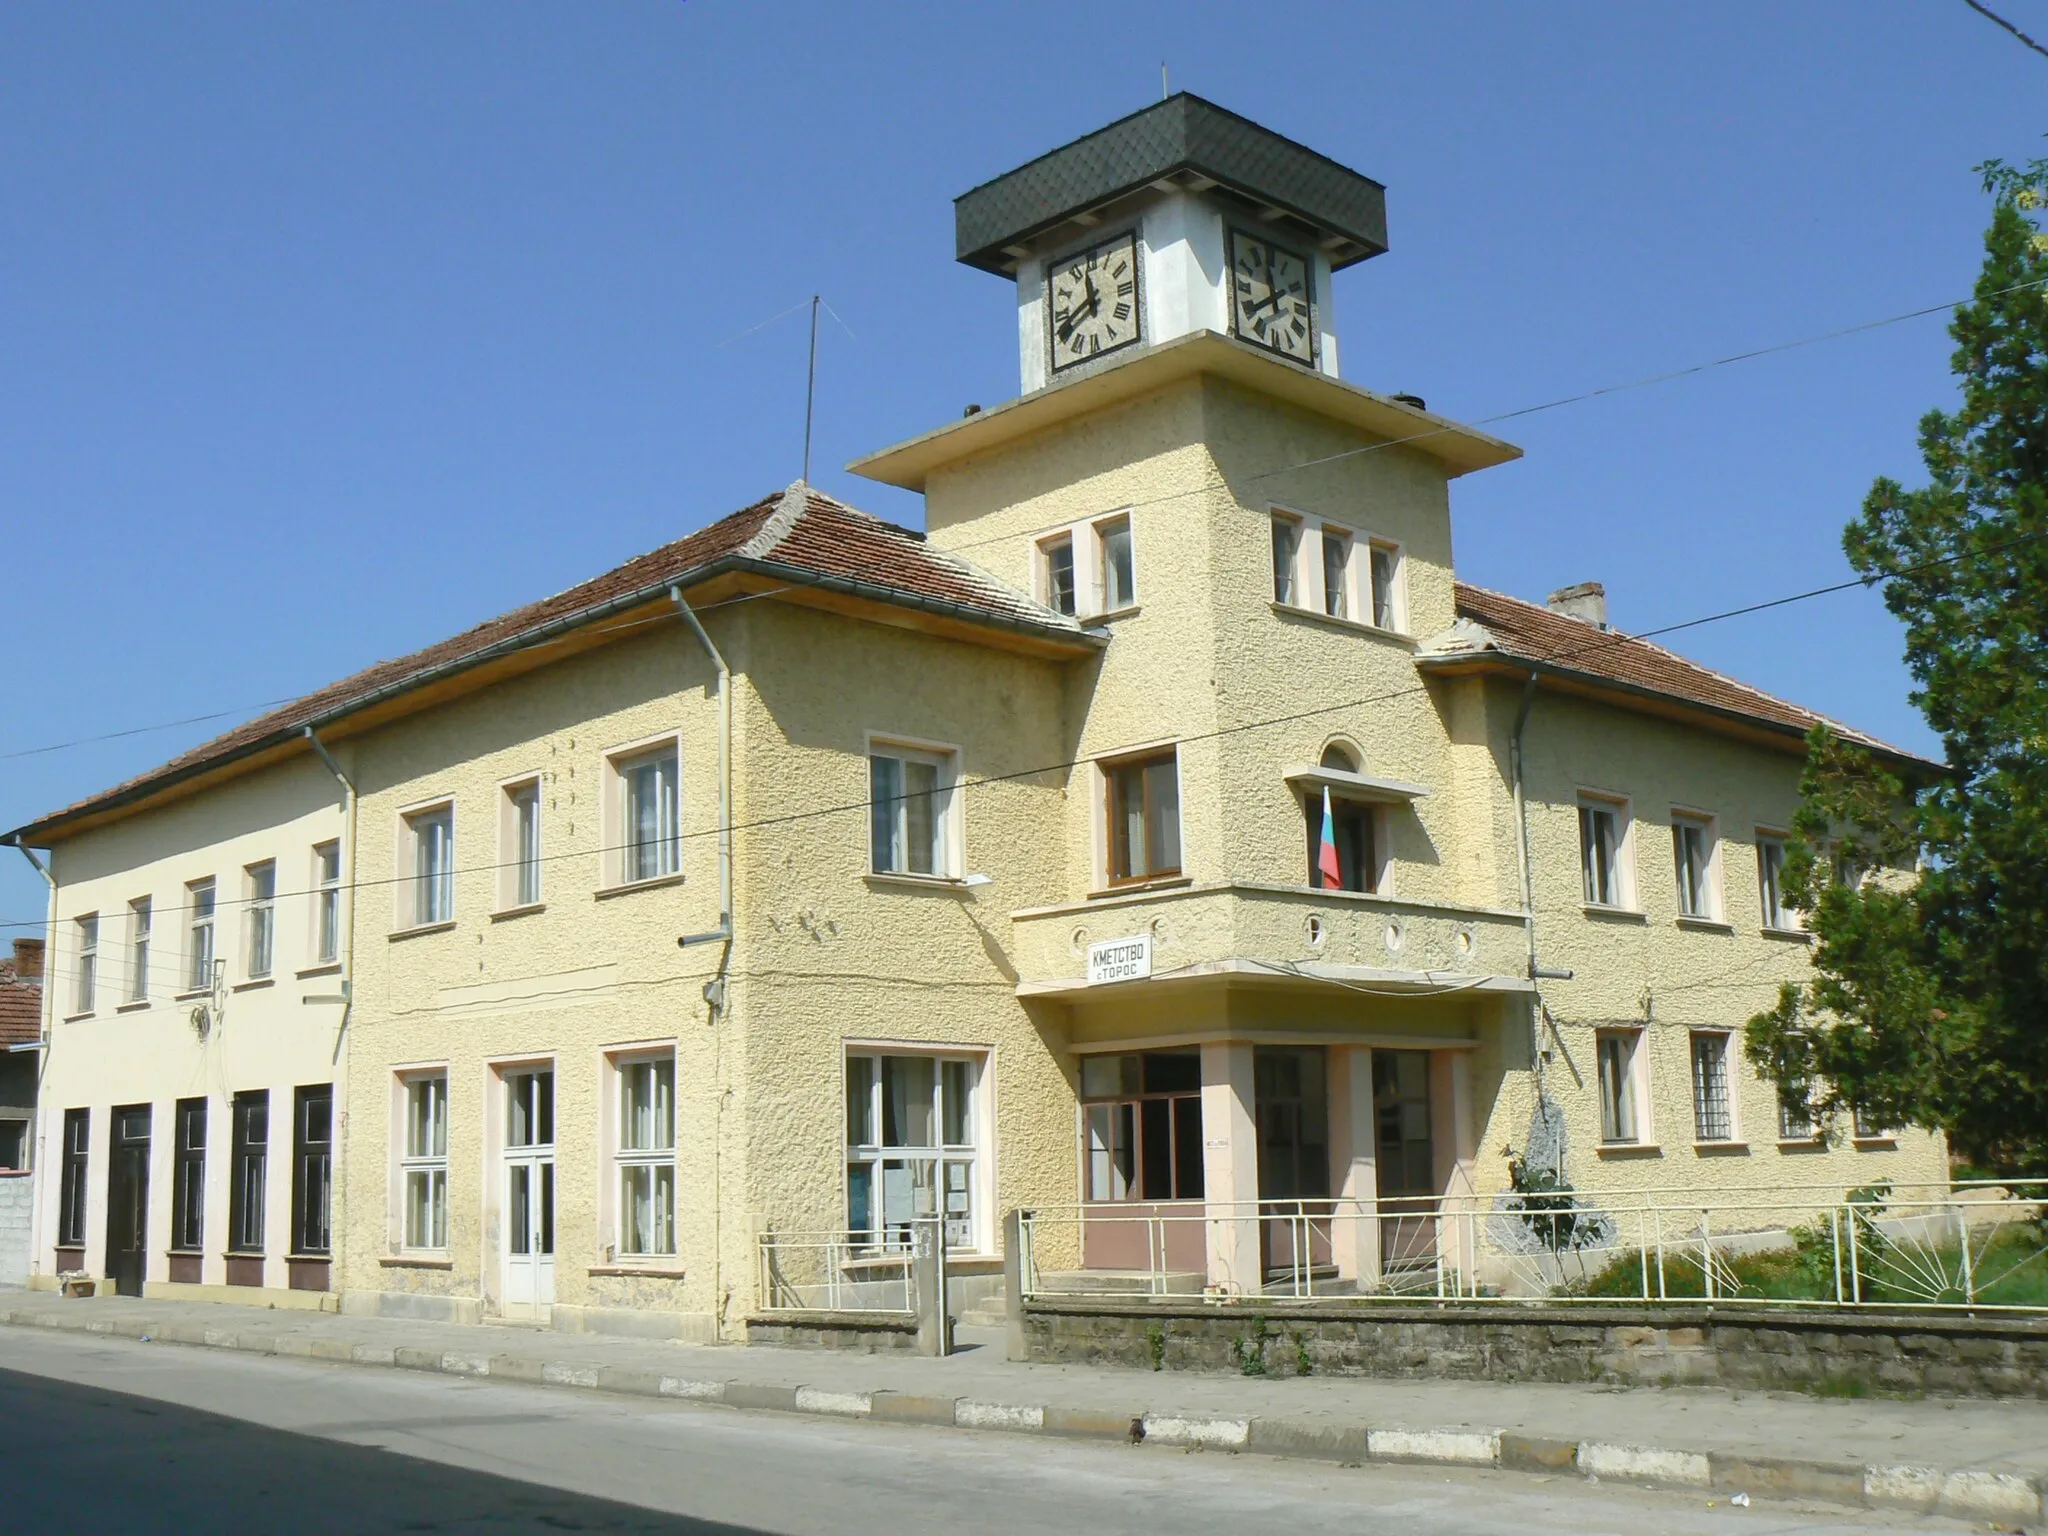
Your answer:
2,1288 -> 2042,1525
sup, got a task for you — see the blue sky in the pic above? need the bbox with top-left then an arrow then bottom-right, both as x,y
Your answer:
2,1 -> 2043,928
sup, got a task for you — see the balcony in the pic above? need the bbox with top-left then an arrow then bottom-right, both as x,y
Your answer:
1009,880 -> 1531,1000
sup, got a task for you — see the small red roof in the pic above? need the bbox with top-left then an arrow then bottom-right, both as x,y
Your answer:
0,962 -> 40,1048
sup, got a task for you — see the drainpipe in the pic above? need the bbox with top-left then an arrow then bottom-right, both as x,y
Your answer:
304,726 -> 356,1280
1509,674 -> 1573,1175
668,584 -> 734,1334
12,841 -> 55,1280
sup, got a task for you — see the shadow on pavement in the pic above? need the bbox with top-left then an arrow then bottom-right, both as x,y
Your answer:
0,1365 -> 770,1534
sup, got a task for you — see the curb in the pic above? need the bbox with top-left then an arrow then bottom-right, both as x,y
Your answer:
3,1305 -> 2041,1521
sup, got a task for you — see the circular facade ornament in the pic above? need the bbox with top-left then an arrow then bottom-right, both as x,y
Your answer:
1383,919 -> 1406,955
1304,913 -> 1327,950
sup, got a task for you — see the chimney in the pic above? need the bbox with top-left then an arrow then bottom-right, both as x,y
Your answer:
10,937 -> 44,980
1546,581 -> 1608,630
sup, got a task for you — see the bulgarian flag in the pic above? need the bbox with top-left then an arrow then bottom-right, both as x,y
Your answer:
1316,786 -> 1342,888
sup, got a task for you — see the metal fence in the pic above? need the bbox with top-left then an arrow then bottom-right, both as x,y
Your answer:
1016,1179 -> 2048,1314
755,1226 -> 922,1315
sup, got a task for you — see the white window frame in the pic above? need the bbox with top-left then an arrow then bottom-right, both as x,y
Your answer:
604,736 -> 681,888
1270,512 -> 1302,606
73,914 -> 98,1015
244,859 -> 276,979
844,1046 -> 989,1254
127,896 -> 151,1002
1029,509 -> 1137,622
398,800 -> 456,929
395,1069 -> 449,1252
1577,792 -> 1635,910
1689,1029 -> 1738,1144
498,774 -> 544,911
1036,531 -> 1077,617
1755,830 -> 1797,932
1671,809 -> 1720,921
866,734 -> 963,880
186,878 -> 216,994
608,1048 -> 678,1261
1268,503 -> 1408,634
1596,1026 -> 1651,1146
312,841 -> 343,965
1094,513 -> 1136,613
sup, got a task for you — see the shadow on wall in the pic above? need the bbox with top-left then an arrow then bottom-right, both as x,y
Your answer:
0,1366 -> 769,1534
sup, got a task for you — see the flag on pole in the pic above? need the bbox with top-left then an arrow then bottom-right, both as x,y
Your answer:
1317,786 -> 1342,888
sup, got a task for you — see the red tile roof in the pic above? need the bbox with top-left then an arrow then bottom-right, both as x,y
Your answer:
0,962 -> 40,1048
1435,582 -> 1931,766
7,485 -> 1088,841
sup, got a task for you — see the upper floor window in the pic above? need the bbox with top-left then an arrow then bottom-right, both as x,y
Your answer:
499,778 -> 543,909
1756,833 -> 1794,931
404,805 -> 454,927
1268,506 -> 1405,632
1270,515 -> 1301,605
127,897 -> 151,1002
1577,794 -> 1631,908
1368,543 -> 1400,629
869,741 -> 959,878
1096,515 -> 1135,612
1320,527 -> 1352,619
1304,747 -> 1382,895
313,842 -> 342,964
186,878 -> 216,992
245,860 -> 276,978
1038,533 -> 1077,617
1671,813 -> 1717,920
611,743 -> 680,885
73,915 -> 97,1014
1105,748 -> 1181,885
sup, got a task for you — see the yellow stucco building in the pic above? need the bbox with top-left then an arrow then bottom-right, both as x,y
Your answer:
6,95 -> 1943,1333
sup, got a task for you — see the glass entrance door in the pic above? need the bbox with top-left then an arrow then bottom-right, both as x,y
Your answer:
1255,1046 -> 1332,1281
501,1068 -> 555,1319
1372,1050 -> 1436,1271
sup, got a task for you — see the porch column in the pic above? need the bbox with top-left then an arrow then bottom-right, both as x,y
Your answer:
1329,1046 -> 1380,1290
1199,1042 -> 1259,1295
1430,1049 -> 1481,1290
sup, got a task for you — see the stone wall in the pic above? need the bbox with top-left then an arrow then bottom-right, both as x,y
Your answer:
1022,1298 -> 2048,1400
0,1173 -> 32,1287
745,1310 -> 922,1353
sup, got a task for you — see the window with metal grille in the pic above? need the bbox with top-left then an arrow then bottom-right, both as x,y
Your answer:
1691,1032 -> 1733,1142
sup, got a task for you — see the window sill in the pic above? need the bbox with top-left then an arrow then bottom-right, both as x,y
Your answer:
388,921 -> 457,943
116,999 -> 152,1014
1581,904 -> 1647,923
1673,916 -> 1735,934
174,988 -> 211,1002
1596,1142 -> 1663,1158
1268,601 -> 1413,646
1852,1136 -> 1900,1149
1759,926 -> 1812,943
588,1263 -> 685,1278
1089,875 -> 1193,900
1693,1139 -> 1750,1154
61,1011 -> 94,1024
864,872 -> 973,895
1778,1136 -> 1827,1151
378,1254 -> 453,1269
594,873 -> 685,901
296,962 -> 344,979
231,976 -> 275,993
1084,603 -> 1141,626
490,902 -> 547,922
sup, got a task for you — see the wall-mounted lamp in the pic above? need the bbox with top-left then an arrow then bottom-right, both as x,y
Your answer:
962,873 -> 993,889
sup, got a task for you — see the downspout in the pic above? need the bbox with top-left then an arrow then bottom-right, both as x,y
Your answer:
668,585 -> 733,1334
304,727 -> 356,1279
1509,674 -> 1573,1178
13,841 -> 55,1280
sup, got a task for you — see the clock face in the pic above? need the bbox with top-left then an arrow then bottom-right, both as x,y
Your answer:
1048,234 -> 1140,371
1230,232 -> 1314,362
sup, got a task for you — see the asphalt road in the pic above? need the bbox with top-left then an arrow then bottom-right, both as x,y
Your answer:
0,1327 -> 1970,1535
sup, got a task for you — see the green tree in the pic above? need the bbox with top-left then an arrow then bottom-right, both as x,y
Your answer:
1745,158 -> 2048,1176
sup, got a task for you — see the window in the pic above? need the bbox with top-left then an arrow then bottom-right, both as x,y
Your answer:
229,1090 -> 268,1253
0,1117 -> 26,1172
57,1109 -> 89,1247
614,744 -> 680,885
1320,526 -> 1352,619
869,743 -> 958,878
1578,796 -> 1629,907
313,842 -> 342,963
616,1056 -> 676,1258
1672,814 -> 1716,919
73,915 -> 97,1014
1853,1106 -> 1898,1141
1304,789 -> 1380,894
1080,1051 -> 1205,1202
502,779 -> 542,908
187,879 -> 216,992
1039,533 -> 1077,616
405,805 -> 454,926
1690,1032 -> 1733,1142
401,1074 -> 448,1250
1832,845 -> 1866,890
292,1085 -> 332,1256
245,860 -> 276,978
128,897 -> 151,1001
172,1098 -> 206,1251
846,1052 -> 982,1250
1096,516 -> 1135,611
1596,1029 -> 1643,1145
1368,541 -> 1401,630
1271,514 -> 1301,605
1778,1087 -> 1817,1141
1105,749 -> 1181,884
1756,835 -> 1792,930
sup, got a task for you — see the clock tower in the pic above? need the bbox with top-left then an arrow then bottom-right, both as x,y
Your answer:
954,94 -> 1388,393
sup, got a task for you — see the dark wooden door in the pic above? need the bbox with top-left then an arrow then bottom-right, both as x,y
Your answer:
106,1105 -> 151,1297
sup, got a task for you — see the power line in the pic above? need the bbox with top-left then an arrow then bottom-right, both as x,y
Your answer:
7,522 -> 2030,935
1959,0 -> 2048,61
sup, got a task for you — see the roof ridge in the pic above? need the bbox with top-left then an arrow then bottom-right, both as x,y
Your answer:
736,481 -> 817,560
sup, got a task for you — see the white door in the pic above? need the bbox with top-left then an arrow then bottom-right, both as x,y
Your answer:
501,1068 -> 555,1320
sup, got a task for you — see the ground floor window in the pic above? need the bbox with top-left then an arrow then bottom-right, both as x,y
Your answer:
1596,1029 -> 1644,1145
292,1085 -> 332,1255
1689,1032 -> 1734,1143
1079,1050 -> 1204,1202
845,1050 -> 982,1250
229,1091 -> 268,1253
172,1098 -> 206,1251
0,1116 -> 27,1171
616,1054 -> 676,1258
57,1108 -> 89,1246
401,1073 -> 448,1251
1778,1088 -> 1817,1141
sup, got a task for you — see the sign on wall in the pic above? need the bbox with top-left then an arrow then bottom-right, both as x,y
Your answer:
1086,934 -> 1152,984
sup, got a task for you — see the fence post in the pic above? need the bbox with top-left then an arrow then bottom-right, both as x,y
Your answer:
1002,1208 -> 1030,1362
913,1218 -> 951,1358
